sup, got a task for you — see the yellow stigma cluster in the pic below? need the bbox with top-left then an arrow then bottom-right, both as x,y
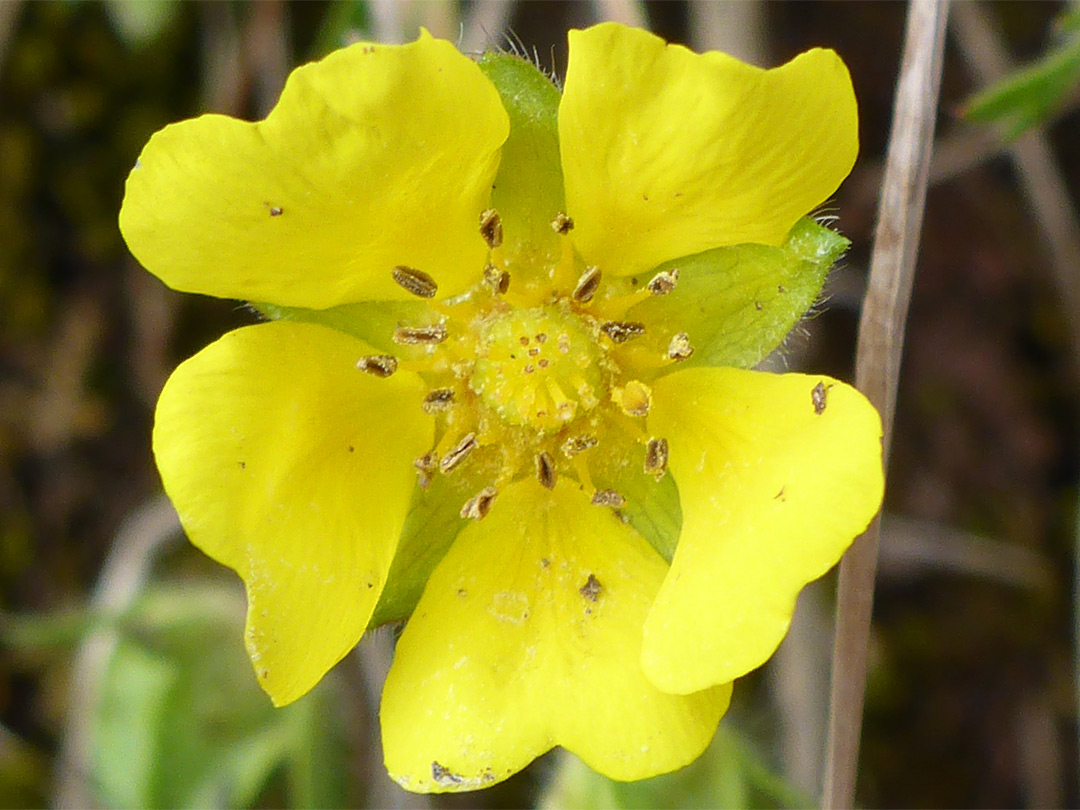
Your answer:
356,208 -> 688,517
470,306 -> 606,432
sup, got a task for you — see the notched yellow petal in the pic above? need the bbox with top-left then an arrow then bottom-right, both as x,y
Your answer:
643,367 -> 883,694
561,22 -> 858,276
152,321 -> 433,705
121,31 -> 509,309
381,480 -> 729,793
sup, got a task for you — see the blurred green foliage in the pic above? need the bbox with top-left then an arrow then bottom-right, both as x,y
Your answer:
962,7 -> 1080,138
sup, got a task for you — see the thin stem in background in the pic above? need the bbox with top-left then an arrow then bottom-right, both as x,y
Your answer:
820,1 -> 950,807
949,4 -> 1080,802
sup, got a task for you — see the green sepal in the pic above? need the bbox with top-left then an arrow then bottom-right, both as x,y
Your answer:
252,299 -> 435,358
478,51 -> 565,274
367,474 -> 471,628
623,217 -> 849,371
587,438 -> 682,564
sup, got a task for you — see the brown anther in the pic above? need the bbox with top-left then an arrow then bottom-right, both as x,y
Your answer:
460,486 -> 498,520
393,323 -> 448,345
483,262 -> 510,294
579,574 -> 602,602
644,437 -> 669,479
600,320 -> 646,344
421,388 -> 455,414
479,208 -> 503,248
536,452 -> 557,489
591,489 -> 626,508
647,268 -> 679,295
356,354 -> 398,377
812,381 -> 829,415
572,266 -> 602,303
535,333 -> 547,344
391,265 -> 437,298
413,452 -> 437,488
551,212 -> 575,234
667,332 -> 694,361
561,434 -> 598,457
440,432 -> 477,473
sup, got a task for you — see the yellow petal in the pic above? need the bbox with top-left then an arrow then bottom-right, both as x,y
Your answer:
121,32 -> 509,309
153,321 -> 432,705
560,23 -> 858,277
381,478 -> 729,792
644,368 -> 883,694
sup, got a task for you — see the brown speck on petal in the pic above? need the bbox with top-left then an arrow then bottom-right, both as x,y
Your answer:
356,354 -> 398,377
460,486 -> 497,519
812,381 -> 829,415
572,266 -> 602,303
579,573 -> 602,602
479,208 -> 503,248
392,265 -> 438,298
268,205 -> 283,217
432,762 -> 463,786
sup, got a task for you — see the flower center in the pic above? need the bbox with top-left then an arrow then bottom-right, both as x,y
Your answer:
357,208 -> 689,518
469,306 -> 606,432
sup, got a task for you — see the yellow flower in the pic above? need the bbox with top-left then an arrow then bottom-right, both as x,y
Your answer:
120,23 -> 882,792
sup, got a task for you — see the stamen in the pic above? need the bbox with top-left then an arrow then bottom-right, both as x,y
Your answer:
391,265 -> 437,298
439,432 -> 477,474
414,452 -> 437,488
647,268 -> 679,295
421,388 -> 455,414
562,434 -> 599,457
591,489 -> 626,508
356,354 -> 398,377
600,320 -> 646,344
479,208 -> 503,248
614,380 -> 652,417
535,451 -> 557,489
551,212 -> 574,234
394,323 -> 448,345
667,332 -> 694,361
461,486 -> 498,520
483,262 -> 510,294
644,437 -> 669,479
572,266 -> 602,304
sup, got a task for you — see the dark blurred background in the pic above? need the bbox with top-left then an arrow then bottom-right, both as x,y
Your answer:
1,1 -> 1079,807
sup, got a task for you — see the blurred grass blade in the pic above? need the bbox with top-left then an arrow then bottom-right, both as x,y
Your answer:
961,9 -> 1080,139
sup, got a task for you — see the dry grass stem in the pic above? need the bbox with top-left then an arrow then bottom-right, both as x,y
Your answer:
821,1 -> 951,807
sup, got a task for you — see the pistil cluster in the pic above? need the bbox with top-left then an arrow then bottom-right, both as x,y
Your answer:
354,208 -> 695,519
